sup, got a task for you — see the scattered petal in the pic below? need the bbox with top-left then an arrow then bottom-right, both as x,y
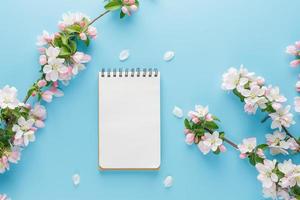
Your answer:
172,106 -> 183,118
119,49 -> 130,61
163,51 -> 175,62
72,173 -> 80,186
163,176 -> 173,188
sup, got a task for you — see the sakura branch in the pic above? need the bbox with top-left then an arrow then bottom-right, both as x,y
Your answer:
286,41 -> 300,115
222,66 -> 300,152
0,0 -> 139,175
183,105 -> 300,200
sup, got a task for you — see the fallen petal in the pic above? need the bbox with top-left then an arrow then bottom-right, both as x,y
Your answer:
163,51 -> 175,61
172,106 -> 183,118
72,173 -> 80,186
119,49 -> 130,61
163,176 -> 173,188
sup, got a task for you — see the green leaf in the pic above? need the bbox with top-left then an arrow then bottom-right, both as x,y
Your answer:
53,37 -> 62,47
59,46 -> 71,57
83,37 -> 90,47
212,115 -> 220,122
184,119 -> 191,130
256,144 -> 268,150
204,121 -> 219,130
120,11 -> 126,19
65,24 -> 82,33
248,153 -> 256,166
69,40 -> 77,53
105,1 -> 122,11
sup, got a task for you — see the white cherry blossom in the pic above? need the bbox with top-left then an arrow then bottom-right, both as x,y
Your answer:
266,131 -> 290,155
0,85 -> 20,109
256,159 -> 278,189
198,131 -> 222,154
238,137 -> 257,154
12,117 -> 35,146
269,106 -> 295,131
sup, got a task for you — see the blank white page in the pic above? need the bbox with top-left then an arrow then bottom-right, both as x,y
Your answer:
98,69 -> 160,170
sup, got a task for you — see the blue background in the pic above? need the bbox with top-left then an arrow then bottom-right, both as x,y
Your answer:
0,0 -> 300,199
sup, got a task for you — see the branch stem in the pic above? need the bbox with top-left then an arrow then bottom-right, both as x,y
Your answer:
204,127 -> 238,149
282,126 -> 300,146
89,10 -> 110,26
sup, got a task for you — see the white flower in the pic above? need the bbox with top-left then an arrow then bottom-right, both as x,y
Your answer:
43,47 -> 68,81
262,183 -> 277,199
190,105 -> 209,118
265,86 -> 287,103
221,67 -> 240,90
60,12 -> 90,26
294,97 -> 300,113
0,85 -> 20,109
238,137 -> 257,154
256,159 -> 278,188
36,30 -> 54,46
278,159 -> 297,188
172,106 -> 183,118
163,176 -> 173,188
266,131 -> 289,155
287,138 -> 300,151
12,117 -> 35,146
30,104 -> 47,128
241,84 -> 265,99
269,106 -> 295,131
244,100 -> 258,114
198,131 -> 222,154
72,173 -> 80,186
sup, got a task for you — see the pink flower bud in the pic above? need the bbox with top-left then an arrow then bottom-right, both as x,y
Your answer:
122,6 -> 130,16
290,59 -> 300,67
130,4 -> 138,12
239,153 -> 247,159
192,117 -> 200,124
54,32 -> 60,38
37,79 -> 47,88
38,47 -> 46,54
31,91 -> 36,97
87,26 -> 97,39
39,55 -> 47,65
58,22 -> 66,30
205,113 -> 213,121
123,0 -> 129,3
185,133 -> 195,145
53,81 -> 58,88
79,21 -> 86,27
256,148 -> 265,158
42,91 -> 53,103
79,32 -> 87,41
184,129 -> 190,135
219,145 -> 227,153
128,0 -> 135,4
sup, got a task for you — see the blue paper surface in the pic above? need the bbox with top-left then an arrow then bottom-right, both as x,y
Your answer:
0,0 -> 300,199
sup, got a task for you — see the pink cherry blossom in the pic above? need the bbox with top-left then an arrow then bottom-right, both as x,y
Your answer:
286,45 -> 297,55
79,32 -> 87,41
39,55 -> 47,65
192,117 -> 200,124
87,26 -> 97,39
42,90 -> 53,103
239,153 -> 247,159
185,133 -> 195,145
219,145 -> 227,152
72,52 -> 91,64
37,79 -> 47,87
290,59 -> 300,67
8,148 -> 21,164
58,22 -> 66,30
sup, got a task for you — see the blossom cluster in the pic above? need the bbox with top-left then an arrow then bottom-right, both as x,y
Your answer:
286,41 -> 300,113
184,105 -> 226,155
0,12 -> 98,174
256,159 -> 300,200
222,65 -> 299,154
182,105 -> 300,199
0,86 -> 46,173
104,0 -> 139,18
0,194 -> 10,200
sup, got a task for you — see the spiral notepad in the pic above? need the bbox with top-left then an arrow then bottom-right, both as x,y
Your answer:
98,68 -> 160,170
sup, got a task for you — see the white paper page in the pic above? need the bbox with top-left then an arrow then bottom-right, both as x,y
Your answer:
99,70 -> 160,169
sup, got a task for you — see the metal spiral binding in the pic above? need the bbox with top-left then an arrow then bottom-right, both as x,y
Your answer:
100,68 -> 159,77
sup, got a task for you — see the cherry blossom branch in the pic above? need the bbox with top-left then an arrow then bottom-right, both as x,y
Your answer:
182,104 -> 300,199
222,66 -> 300,152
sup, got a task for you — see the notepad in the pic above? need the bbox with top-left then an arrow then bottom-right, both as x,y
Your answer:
98,68 -> 160,170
